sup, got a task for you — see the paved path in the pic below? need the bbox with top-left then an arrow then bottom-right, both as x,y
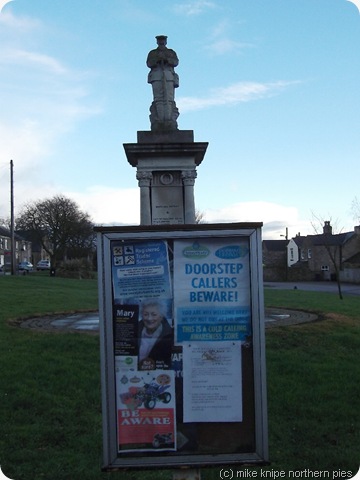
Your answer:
17,308 -> 318,333
17,312 -> 100,333
20,282 -> 360,333
24,280 -> 360,333
265,281 -> 360,296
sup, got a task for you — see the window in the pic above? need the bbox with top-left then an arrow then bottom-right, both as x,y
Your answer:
308,249 -> 312,259
321,265 -> 329,271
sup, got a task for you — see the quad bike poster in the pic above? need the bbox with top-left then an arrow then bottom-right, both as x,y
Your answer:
115,366 -> 176,452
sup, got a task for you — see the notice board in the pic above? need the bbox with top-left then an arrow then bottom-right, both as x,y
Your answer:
95,223 -> 268,470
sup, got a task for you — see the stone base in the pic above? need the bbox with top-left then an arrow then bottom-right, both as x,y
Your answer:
124,130 -> 208,225
137,130 -> 194,144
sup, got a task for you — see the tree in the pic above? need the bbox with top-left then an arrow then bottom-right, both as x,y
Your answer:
16,195 -> 95,269
351,196 -> 360,225
195,209 -> 206,224
0,217 -> 10,228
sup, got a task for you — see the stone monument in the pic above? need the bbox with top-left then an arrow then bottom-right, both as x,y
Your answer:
123,35 -> 208,225
147,35 -> 179,131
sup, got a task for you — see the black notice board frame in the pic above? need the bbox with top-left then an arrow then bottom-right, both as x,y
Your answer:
95,223 -> 268,470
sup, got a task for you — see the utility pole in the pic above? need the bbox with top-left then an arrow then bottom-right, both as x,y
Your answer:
281,227 -> 289,281
10,160 -> 16,275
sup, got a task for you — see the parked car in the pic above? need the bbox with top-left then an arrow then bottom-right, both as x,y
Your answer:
18,261 -> 33,272
36,260 -> 51,271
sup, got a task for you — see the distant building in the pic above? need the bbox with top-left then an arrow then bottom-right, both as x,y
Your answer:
263,222 -> 360,283
262,239 -> 288,281
15,229 -> 50,266
0,226 -> 32,271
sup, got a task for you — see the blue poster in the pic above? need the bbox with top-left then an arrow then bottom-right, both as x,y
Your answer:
111,240 -> 172,302
173,238 -> 251,343
111,239 -> 174,370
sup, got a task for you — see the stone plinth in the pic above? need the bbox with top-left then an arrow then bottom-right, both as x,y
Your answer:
123,130 -> 208,225
137,130 -> 194,144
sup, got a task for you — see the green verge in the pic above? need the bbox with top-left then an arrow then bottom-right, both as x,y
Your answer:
0,276 -> 359,479
263,288 -> 360,475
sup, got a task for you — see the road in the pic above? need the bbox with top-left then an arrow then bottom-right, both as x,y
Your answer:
264,281 -> 360,296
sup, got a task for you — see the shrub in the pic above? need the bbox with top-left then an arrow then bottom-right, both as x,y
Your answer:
57,258 -> 95,279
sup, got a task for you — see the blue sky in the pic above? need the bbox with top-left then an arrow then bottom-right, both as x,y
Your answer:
0,0 -> 359,239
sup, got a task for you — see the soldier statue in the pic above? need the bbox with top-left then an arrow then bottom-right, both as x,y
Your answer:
147,35 -> 179,131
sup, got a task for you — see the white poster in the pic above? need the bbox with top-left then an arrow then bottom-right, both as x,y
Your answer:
183,342 -> 243,423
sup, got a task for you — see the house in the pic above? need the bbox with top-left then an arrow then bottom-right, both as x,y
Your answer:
0,226 -> 32,271
286,222 -> 360,283
288,221 -> 360,281
342,251 -> 360,283
263,222 -> 360,283
15,229 -> 50,266
262,239 -> 288,281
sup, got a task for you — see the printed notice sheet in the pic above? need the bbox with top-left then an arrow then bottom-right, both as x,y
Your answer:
173,238 -> 251,344
183,342 -> 243,423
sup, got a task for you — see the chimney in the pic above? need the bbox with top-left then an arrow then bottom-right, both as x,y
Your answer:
323,221 -> 332,235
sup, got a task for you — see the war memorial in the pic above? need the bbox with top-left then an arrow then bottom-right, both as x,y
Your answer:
95,36 -> 268,478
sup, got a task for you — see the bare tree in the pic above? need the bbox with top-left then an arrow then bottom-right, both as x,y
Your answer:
0,217 -> 10,228
195,209 -> 206,224
16,195 -> 94,269
311,213 -> 343,300
351,196 -> 360,224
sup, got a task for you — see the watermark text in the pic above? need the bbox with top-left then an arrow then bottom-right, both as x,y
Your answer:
219,468 -> 355,480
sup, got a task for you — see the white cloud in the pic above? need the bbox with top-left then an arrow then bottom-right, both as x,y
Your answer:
178,80 -> 299,112
204,38 -> 251,55
0,45 -> 102,221
1,48 -> 68,74
0,182 -> 140,226
0,10 -> 41,31
173,1 -> 216,16
201,201 -> 312,239
203,19 -> 252,55
67,186 -> 140,225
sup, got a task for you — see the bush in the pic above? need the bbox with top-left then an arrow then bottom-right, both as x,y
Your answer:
57,258 -> 95,279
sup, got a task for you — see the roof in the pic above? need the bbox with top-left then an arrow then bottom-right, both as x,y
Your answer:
0,226 -> 25,241
311,231 -> 354,247
343,251 -> 360,265
263,240 -> 288,251
291,230 -> 355,248
291,236 -> 306,247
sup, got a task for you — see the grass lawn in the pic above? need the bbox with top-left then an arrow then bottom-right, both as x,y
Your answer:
0,275 -> 359,479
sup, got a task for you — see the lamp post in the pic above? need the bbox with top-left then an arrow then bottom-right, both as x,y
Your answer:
10,160 -> 16,275
280,227 -> 289,280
